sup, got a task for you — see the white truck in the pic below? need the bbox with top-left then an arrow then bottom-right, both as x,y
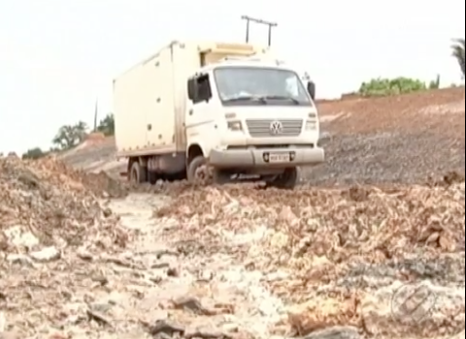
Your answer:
113,40 -> 324,189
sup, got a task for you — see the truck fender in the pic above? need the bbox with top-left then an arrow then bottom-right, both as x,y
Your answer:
187,142 -> 208,163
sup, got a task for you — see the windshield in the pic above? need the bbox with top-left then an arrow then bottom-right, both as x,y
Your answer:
213,67 -> 312,106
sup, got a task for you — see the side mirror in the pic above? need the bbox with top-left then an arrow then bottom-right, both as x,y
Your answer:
307,81 -> 316,100
187,78 -> 196,100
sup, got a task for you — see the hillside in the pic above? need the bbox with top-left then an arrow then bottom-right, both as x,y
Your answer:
59,134 -> 123,178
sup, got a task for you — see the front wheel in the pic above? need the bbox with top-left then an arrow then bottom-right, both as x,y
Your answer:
267,167 -> 298,189
187,156 -> 210,184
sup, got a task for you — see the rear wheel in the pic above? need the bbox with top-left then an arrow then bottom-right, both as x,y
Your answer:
129,160 -> 147,184
267,167 -> 298,189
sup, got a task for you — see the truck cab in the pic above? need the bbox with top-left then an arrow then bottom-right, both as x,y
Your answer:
185,57 -> 324,188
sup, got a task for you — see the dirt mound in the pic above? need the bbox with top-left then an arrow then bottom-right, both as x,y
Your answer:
71,133 -> 108,152
59,137 -> 125,179
310,87 -> 465,186
154,182 -> 465,337
0,157 -> 133,338
0,157 -> 127,252
37,157 -> 128,198
318,87 -> 465,137
86,132 -> 106,141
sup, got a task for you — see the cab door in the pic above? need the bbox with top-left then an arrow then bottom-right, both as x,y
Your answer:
185,73 -> 219,150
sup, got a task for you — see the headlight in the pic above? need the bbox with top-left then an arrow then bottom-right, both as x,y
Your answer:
227,120 -> 243,131
305,120 -> 317,130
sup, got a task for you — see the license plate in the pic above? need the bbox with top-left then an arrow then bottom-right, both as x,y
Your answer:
269,153 -> 290,163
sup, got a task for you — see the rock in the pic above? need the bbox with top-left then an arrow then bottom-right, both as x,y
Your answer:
29,246 -> 61,262
303,326 -> 361,339
287,297 -> 359,336
148,320 -> 185,337
76,248 -> 94,261
86,308 -> 112,327
172,296 -> 212,315
167,267 -> 179,277
361,280 -> 465,337
102,207 -> 112,218
184,327 -> 232,339
3,226 -> 39,249
0,311 -> 5,332
6,254 -> 34,266
17,171 -> 41,189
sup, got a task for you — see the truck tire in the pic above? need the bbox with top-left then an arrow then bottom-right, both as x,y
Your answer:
129,160 -> 147,184
268,167 -> 298,189
187,156 -> 208,184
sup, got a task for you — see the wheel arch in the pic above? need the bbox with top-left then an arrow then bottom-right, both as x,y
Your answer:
187,143 -> 206,163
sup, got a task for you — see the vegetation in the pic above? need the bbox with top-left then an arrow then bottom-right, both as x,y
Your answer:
20,113 -> 116,159
22,147 -> 47,160
354,36 -> 463,98
358,76 -> 440,97
50,114 -> 114,151
52,121 -> 89,151
96,113 -> 115,136
451,38 -> 465,78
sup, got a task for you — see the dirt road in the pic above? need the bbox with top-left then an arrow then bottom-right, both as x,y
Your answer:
2,177 -> 464,338
2,191 -> 284,338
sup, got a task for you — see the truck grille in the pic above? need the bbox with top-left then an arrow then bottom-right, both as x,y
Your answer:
245,119 -> 303,137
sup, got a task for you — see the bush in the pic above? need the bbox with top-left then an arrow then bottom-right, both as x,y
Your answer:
22,148 -> 46,160
358,76 -> 439,97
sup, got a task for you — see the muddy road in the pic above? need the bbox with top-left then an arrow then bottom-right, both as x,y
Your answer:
2,181 -> 465,339
1,191 -> 289,339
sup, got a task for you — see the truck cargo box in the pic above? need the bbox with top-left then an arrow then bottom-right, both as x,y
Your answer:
113,40 -> 268,158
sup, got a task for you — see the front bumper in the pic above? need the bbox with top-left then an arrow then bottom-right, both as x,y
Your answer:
209,147 -> 325,168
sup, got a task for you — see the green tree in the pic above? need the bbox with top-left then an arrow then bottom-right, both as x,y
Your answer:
428,74 -> 440,89
96,113 -> 115,136
52,121 -> 89,150
451,38 -> 465,78
22,147 -> 46,160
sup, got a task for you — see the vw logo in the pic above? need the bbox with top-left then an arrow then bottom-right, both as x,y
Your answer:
269,120 -> 283,135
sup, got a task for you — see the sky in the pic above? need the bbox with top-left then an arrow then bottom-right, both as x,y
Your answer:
0,0 -> 464,154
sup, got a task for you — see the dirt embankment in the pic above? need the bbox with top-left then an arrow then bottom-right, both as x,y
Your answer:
59,135 -> 123,179
310,87 -> 465,186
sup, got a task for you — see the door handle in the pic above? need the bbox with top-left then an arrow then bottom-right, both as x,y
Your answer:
189,109 -> 193,115
147,124 -> 152,130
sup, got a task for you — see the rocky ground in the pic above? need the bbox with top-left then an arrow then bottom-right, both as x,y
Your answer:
1,88 -> 465,338
0,155 -> 465,339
